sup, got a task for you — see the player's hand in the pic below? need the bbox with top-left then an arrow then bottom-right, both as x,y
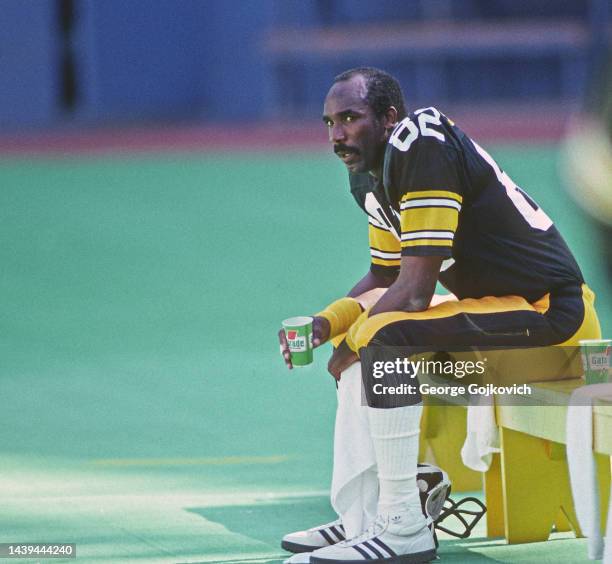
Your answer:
278,316 -> 330,370
327,340 -> 358,381
312,316 -> 331,347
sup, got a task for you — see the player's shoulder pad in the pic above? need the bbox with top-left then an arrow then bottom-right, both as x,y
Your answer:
383,107 -> 458,196
388,107 -> 452,153
384,106 -> 456,166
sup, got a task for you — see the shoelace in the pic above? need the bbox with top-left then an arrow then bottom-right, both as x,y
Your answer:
343,515 -> 387,545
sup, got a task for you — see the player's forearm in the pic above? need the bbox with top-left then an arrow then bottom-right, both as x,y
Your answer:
314,271 -> 396,344
344,282 -> 433,353
369,256 -> 442,315
369,282 -> 432,315
347,270 -> 396,298
315,297 -> 363,340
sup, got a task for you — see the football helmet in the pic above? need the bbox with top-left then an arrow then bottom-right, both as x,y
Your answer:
417,463 -> 486,545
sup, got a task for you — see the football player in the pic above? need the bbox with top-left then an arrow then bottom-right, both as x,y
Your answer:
279,67 -> 602,563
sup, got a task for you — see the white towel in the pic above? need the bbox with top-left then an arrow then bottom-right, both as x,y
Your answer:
330,361 -> 378,538
566,383 -> 612,561
333,361 -> 499,522
461,395 -> 500,472
284,363 -> 378,564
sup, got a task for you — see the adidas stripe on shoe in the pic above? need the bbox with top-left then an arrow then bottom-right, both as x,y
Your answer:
282,519 -> 346,553
309,515 -> 436,563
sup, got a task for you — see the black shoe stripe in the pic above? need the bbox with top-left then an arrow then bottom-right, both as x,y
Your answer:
329,525 -> 345,540
371,536 -> 397,557
318,528 -> 334,545
339,524 -> 345,531
352,544 -> 373,560
361,541 -> 384,559
326,527 -> 340,543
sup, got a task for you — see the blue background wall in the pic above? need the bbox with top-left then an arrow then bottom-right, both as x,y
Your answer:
0,1 -> 59,129
0,0 -> 608,131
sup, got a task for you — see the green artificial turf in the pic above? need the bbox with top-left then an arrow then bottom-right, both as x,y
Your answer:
0,146 -> 607,562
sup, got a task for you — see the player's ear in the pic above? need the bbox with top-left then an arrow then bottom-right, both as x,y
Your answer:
383,106 -> 398,132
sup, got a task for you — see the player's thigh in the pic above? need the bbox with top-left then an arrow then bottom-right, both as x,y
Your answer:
354,295 -> 555,350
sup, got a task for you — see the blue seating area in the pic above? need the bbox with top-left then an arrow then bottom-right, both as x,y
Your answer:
0,0 -> 608,131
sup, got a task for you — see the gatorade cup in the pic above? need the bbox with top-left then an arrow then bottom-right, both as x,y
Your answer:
282,316 -> 314,367
579,339 -> 612,384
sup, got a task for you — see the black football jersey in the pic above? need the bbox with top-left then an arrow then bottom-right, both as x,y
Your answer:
350,107 -> 584,302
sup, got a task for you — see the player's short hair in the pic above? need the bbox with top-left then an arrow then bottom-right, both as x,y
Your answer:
334,67 -> 407,120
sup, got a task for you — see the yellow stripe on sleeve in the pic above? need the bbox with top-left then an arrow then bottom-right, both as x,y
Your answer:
400,206 -> 459,234
369,224 -> 400,251
369,223 -> 401,266
401,239 -> 453,249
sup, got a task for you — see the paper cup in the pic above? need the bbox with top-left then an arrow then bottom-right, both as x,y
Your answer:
579,339 -> 612,384
282,316 -> 313,367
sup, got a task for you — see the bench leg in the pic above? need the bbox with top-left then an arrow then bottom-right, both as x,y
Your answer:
498,426 -> 612,543
500,427 -> 566,542
484,453 -> 505,537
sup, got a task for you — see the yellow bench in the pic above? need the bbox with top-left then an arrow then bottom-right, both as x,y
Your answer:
486,379 -> 612,543
419,379 -> 612,543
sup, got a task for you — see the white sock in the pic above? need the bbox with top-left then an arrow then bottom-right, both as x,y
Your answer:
368,403 -> 426,535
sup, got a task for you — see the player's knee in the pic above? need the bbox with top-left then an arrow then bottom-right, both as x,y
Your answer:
360,356 -> 422,408
355,315 -> 390,350
355,314 -> 414,350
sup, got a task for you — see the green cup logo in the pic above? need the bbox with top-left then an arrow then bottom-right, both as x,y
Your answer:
286,330 -> 307,352
590,348 -> 610,369
580,339 -> 612,385
282,316 -> 314,367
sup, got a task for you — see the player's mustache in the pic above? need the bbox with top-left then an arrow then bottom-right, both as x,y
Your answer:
334,144 -> 359,155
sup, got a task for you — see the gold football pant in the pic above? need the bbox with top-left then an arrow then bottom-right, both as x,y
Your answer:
354,284 -> 600,407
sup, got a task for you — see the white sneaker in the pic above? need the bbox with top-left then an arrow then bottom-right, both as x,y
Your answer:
309,515 -> 436,563
284,552 -> 313,564
282,519 -> 346,553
